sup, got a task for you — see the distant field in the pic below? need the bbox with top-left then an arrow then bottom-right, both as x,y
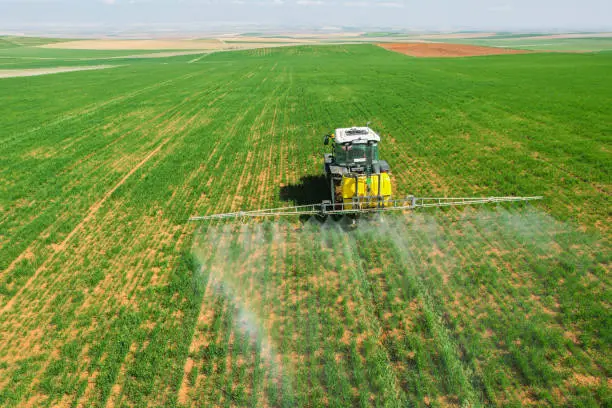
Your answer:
0,46 -> 191,59
0,39 -> 213,70
0,44 -> 610,407
0,36 -> 313,66
40,39 -> 225,50
478,33 -> 556,40
0,36 -> 71,49
39,37 -> 315,50
439,37 -> 612,52
379,42 -> 528,57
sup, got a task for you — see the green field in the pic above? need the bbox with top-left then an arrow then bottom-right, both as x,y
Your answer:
0,44 -> 610,407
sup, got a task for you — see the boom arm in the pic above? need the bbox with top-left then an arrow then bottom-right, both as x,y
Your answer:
189,196 -> 543,221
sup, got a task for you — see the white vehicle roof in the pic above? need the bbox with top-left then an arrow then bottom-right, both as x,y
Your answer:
334,127 -> 380,144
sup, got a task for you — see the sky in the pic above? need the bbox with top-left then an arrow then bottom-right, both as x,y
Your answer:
0,0 -> 610,33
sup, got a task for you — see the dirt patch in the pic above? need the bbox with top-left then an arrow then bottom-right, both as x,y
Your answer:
379,43 -> 529,58
23,146 -> 57,159
178,358 -> 194,404
563,331 -> 581,344
0,65 -> 119,79
572,373 -> 602,387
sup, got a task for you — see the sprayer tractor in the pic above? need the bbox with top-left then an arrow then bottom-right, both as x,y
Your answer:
189,126 -> 541,221
324,126 -> 392,209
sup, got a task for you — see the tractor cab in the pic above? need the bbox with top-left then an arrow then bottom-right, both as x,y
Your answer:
326,127 -> 380,169
324,127 -> 390,175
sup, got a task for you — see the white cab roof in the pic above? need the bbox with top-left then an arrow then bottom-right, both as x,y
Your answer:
334,127 -> 380,144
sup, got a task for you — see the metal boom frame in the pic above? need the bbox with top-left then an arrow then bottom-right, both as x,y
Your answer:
189,196 -> 543,221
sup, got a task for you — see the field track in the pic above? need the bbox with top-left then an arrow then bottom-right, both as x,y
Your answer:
0,44 -> 610,407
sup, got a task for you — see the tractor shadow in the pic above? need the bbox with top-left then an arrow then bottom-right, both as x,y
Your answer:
280,175 -> 330,206
279,174 -> 364,228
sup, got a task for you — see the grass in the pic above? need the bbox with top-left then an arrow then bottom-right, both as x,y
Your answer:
0,44 -> 610,407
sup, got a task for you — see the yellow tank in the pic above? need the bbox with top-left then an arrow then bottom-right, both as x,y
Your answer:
341,173 -> 392,209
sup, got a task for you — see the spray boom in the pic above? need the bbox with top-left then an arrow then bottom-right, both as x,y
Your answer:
189,196 -> 543,221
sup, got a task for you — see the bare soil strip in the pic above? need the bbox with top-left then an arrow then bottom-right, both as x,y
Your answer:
379,43 -> 529,58
0,65 -> 119,79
